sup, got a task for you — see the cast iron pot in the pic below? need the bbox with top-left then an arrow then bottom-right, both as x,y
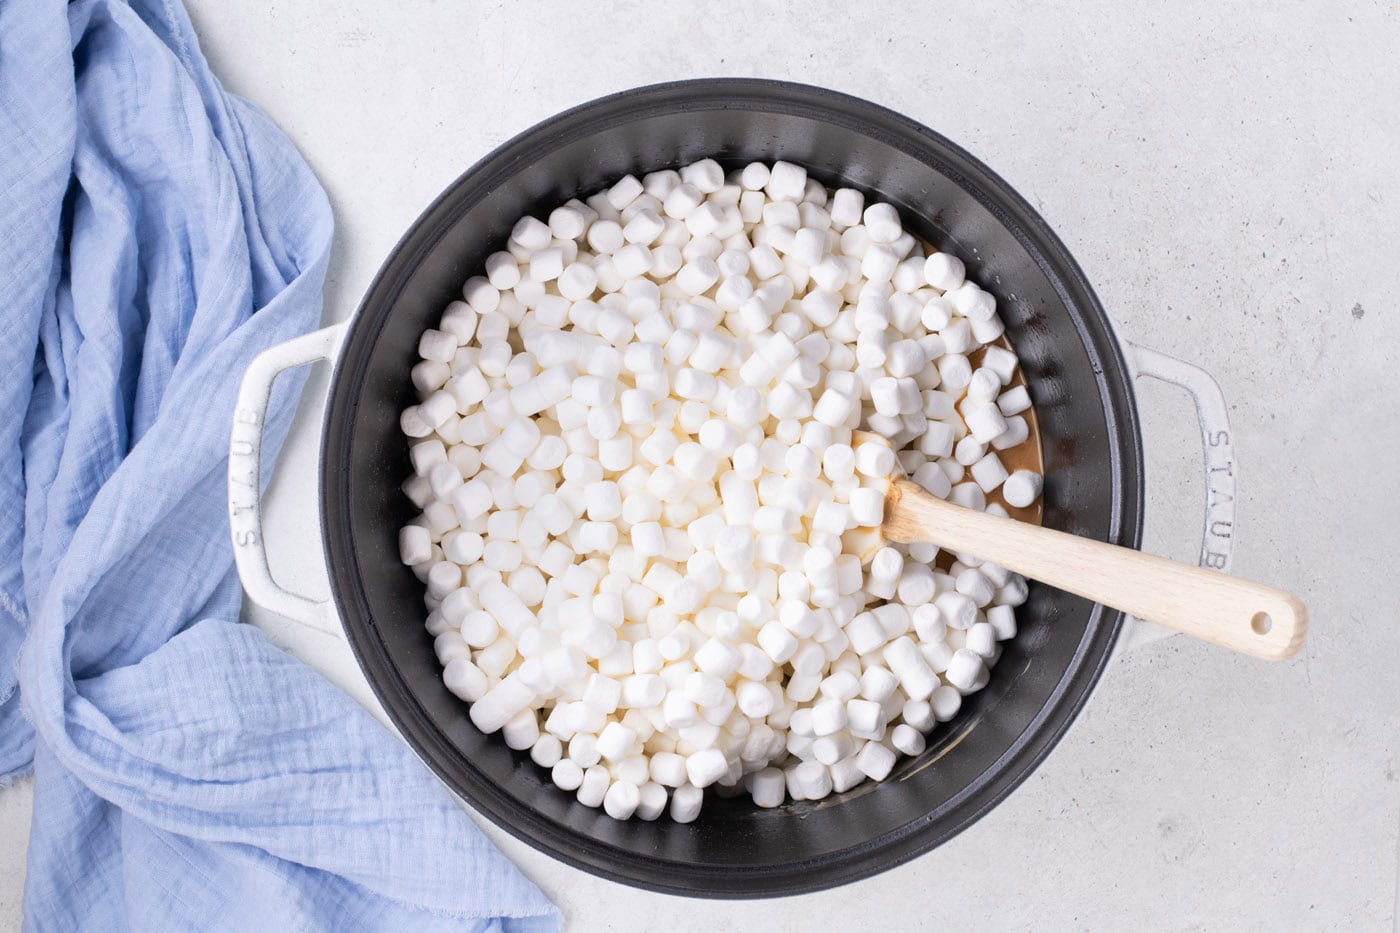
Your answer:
228,79 -> 1239,897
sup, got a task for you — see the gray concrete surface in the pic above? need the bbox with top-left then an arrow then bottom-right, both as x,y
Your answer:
3,1 -> 1396,929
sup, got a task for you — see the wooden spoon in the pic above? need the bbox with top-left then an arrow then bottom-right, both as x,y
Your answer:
846,432 -> 1307,660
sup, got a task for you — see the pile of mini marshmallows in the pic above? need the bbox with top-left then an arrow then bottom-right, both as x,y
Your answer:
398,159 -> 1044,823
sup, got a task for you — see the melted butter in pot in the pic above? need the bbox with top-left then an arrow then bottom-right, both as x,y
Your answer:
929,339 -> 1042,572
968,340 -> 1043,527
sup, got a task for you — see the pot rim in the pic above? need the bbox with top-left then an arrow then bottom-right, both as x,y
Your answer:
320,78 -> 1144,897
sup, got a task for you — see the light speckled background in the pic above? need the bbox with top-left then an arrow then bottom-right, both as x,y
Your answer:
3,1 -> 1397,929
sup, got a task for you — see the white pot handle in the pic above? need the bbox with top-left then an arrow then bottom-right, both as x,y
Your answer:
1113,342 -> 1237,655
228,323 -> 348,637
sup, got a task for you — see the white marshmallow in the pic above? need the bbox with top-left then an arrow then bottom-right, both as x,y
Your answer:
969,451 -> 1009,493
890,723 -> 927,757
991,415 -> 1030,451
998,385 -> 1032,416
855,741 -> 896,781
862,203 -> 902,243
829,188 -> 864,227
944,648 -> 985,693
930,685 -> 962,722
964,402 -> 1009,444
766,161 -> 808,201
1003,470 -> 1043,508
685,748 -> 729,788
849,488 -> 885,527
670,784 -> 705,823
923,252 -> 965,291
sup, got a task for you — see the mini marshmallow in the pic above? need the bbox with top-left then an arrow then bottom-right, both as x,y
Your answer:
1003,470 -> 1044,508
890,723 -> 927,757
597,722 -> 638,762
552,759 -> 584,792
970,451 -> 1009,493
966,367 -> 1002,403
855,741 -> 897,781
944,648 -> 985,693
863,203 -> 902,243
813,386 -> 860,427
766,161 -> 807,202
791,760 -> 833,799
649,751 -> 688,787
680,159 -> 724,193
885,339 -> 926,378
829,188 -> 864,227
399,525 -> 432,566
883,636 -> 938,701
956,567 -> 997,608
750,767 -> 786,808
998,385 -> 1032,416
603,780 -> 641,820
686,748 -> 729,788
607,175 -> 644,210
854,441 -> 896,479
622,673 -> 666,709
635,782 -> 669,820
860,244 -> 899,283
849,488 -> 885,527
991,415 -> 1030,451
966,621 -> 998,659
964,402 -> 1008,444
676,258 -> 720,295
576,765 -> 610,807
670,784 -> 704,823
694,638 -> 742,679
757,621 -> 799,664
998,574 -> 1030,607
923,252 -> 965,291
468,673 -> 536,735
860,665 -> 900,704
897,563 -> 937,606
929,685 -> 962,722
950,282 -> 996,322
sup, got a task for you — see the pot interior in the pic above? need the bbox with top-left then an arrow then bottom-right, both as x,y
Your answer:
321,80 -> 1142,897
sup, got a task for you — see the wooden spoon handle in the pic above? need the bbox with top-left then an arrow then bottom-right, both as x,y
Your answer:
884,478 -> 1307,660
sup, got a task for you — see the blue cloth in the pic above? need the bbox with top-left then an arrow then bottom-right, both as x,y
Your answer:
0,1 -> 559,929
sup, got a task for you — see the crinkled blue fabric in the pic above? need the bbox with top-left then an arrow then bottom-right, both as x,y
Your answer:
0,1 -> 558,929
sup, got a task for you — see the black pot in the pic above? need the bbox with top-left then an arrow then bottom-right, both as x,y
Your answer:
259,79 -> 1146,897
